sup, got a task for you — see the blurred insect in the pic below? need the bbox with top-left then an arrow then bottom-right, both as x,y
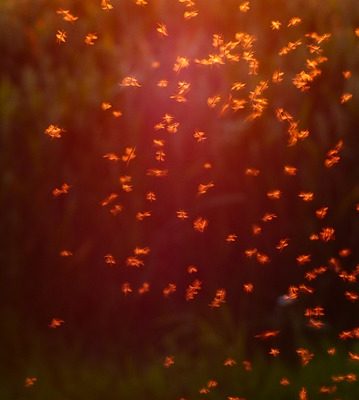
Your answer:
56,9 -> 78,22
287,17 -> 302,27
49,318 -> 64,328
341,93 -> 353,104
138,282 -> 150,294
163,355 -> 175,367
101,0 -> 113,10
271,20 -> 282,30
299,387 -> 307,400
24,377 -> 37,388
60,250 -> 73,257
269,348 -> 280,357
120,76 -> 141,87
224,358 -> 236,366
56,30 -> 67,44
280,377 -> 290,386
255,330 -> 280,340
157,23 -> 168,37
296,348 -> 314,366
104,254 -> 116,266
177,210 -> 189,219
193,217 -> 208,232
45,124 -> 65,138
52,183 -> 70,197
163,283 -> 176,297
121,282 -> 132,295
84,33 -> 98,45
209,289 -> 226,308
239,1 -> 250,12
184,10 -> 199,20
243,283 -> 254,293
186,280 -> 201,300
121,147 -> 136,165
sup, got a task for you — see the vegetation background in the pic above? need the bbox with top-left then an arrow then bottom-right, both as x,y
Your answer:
1,0 -> 359,398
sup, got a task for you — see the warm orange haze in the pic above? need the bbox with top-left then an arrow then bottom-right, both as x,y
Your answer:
1,0 -> 359,398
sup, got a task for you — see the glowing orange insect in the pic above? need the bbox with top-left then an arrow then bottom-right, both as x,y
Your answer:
185,279 -> 202,300
103,153 -> 120,161
255,330 -> 280,340
146,192 -> 157,202
319,227 -> 335,242
276,238 -> 289,251
126,256 -> 144,268
45,124 -> 65,139
224,358 -> 237,366
341,93 -> 353,104
52,183 -> 71,197
24,377 -> 37,388
187,265 -> 198,274
184,10 -> 198,20
319,386 -> 337,394
101,0 -> 113,11
49,318 -> 64,328
298,192 -> 314,202
207,95 -> 222,108
269,348 -> 280,357
209,288 -> 226,308
193,130 -> 207,142
193,217 -> 208,232
349,352 -> 359,361
84,33 -> 98,45
296,254 -> 311,265
60,250 -> 73,257
343,70 -> 352,79
121,147 -> 136,165
239,1 -> 250,12
198,182 -> 214,196
56,30 -> 67,44
163,355 -> 175,368
345,291 -> 358,302
262,213 -> 277,222
267,189 -> 281,200
100,193 -> 118,207
287,17 -> 302,27
156,23 -> 168,37
280,377 -> 290,386
242,360 -> 252,371
136,211 -> 151,221
146,168 -> 168,177
272,70 -> 284,82
138,282 -> 150,294
121,282 -> 132,295
132,248 -> 149,257
226,233 -> 238,242
315,206 -> 328,219
271,21 -> 282,30
243,283 -> 254,293
120,76 -> 141,87
177,210 -> 189,219
296,348 -> 314,366
163,283 -> 177,297
56,9 -> 78,22
104,254 -> 116,266
299,387 -> 307,400
173,56 -> 190,73
110,204 -> 123,215
245,168 -> 260,176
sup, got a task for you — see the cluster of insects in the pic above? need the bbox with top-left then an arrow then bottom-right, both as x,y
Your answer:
34,0 -> 359,398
